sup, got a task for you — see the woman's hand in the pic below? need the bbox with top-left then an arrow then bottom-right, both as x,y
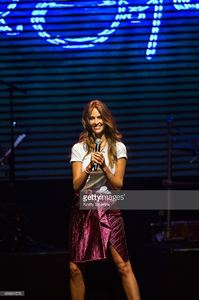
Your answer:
91,152 -> 105,169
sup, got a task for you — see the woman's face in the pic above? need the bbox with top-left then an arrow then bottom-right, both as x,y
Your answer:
89,108 -> 105,137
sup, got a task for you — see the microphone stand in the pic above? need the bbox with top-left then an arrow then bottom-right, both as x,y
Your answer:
0,79 -> 30,251
0,79 -> 26,184
162,116 -> 174,241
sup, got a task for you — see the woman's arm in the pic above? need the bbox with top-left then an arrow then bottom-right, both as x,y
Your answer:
102,158 -> 126,190
71,161 -> 92,192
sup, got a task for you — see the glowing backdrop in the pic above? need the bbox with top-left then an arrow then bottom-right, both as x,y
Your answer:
0,0 -> 199,180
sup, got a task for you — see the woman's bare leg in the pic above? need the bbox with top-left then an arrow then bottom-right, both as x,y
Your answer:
109,245 -> 141,300
69,262 -> 85,300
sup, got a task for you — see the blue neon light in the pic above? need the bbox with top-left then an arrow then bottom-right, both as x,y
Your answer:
0,0 -> 199,59
31,1 -> 127,49
0,0 -> 23,35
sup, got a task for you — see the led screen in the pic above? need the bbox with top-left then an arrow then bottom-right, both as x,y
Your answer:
0,0 -> 199,180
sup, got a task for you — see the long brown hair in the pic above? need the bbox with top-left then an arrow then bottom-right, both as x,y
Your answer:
79,100 -> 122,167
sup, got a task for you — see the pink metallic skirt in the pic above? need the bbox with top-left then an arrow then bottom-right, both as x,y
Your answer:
69,198 -> 129,263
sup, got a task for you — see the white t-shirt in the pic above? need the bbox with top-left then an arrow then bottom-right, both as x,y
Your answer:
70,141 -> 127,171
70,141 -> 127,191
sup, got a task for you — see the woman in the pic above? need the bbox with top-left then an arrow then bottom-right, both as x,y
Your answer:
69,100 -> 140,300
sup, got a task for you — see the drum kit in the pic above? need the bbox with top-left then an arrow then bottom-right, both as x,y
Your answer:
152,116 -> 199,243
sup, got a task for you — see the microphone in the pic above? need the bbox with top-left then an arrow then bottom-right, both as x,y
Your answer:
93,138 -> 102,171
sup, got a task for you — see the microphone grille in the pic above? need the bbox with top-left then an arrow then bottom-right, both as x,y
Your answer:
95,138 -> 102,145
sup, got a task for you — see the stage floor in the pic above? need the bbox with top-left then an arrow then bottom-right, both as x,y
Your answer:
0,240 -> 198,300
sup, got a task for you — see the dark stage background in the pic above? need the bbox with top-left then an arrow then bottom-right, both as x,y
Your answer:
0,1 -> 199,299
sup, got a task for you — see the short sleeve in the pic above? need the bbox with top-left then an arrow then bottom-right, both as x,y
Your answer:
70,143 -> 83,163
116,142 -> 128,160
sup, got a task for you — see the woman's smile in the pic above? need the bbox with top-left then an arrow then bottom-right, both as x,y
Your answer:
89,108 -> 105,136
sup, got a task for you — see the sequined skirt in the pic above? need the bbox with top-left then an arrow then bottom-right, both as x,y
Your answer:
69,199 -> 129,263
